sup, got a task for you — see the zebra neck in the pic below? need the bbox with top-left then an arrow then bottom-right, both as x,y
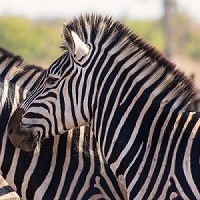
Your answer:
88,50 -> 198,188
90,52 -> 195,137
93,100 -> 200,192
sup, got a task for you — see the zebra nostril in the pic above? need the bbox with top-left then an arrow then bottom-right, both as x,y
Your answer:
7,127 -> 13,135
34,134 -> 39,141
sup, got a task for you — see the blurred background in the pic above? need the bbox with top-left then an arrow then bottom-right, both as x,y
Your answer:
1,0 -> 200,88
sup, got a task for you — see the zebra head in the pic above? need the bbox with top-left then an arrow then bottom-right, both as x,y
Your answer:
8,19 -> 92,151
8,14 -> 195,154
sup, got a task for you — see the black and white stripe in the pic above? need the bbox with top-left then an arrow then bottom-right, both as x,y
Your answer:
0,47 -> 126,199
8,14 -> 200,199
0,174 -> 20,200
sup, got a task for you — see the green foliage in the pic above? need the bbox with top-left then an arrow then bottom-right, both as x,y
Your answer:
182,31 -> 200,61
1,14 -> 200,67
125,15 -> 200,61
0,16 -> 62,67
124,20 -> 165,52
0,16 -> 166,67
172,14 -> 200,61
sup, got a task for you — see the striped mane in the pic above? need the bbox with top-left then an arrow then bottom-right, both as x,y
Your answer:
65,14 -> 196,110
0,47 -> 43,104
0,47 -> 43,75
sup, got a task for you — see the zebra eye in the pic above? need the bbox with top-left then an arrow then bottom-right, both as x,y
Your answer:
46,76 -> 59,85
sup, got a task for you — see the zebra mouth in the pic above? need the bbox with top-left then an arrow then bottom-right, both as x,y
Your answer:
18,134 -> 38,152
7,95 -> 40,152
8,125 -> 39,152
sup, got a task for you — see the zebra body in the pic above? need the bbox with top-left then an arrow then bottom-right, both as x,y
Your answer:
8,15 -> 200,199
0,174 -> 20,200
0,47 -> 126,199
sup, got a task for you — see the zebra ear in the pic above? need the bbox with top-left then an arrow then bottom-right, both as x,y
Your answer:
61,24 -> 89,60
61,24 -> 75,54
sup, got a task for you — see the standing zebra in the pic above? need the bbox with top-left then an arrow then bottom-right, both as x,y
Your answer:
0,47 -> 126,199
8,14 -> 200,199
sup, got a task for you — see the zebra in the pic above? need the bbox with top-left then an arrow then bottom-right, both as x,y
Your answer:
7,14 -> 200,199
0,47 -> 126,199
0,174 -> 20,200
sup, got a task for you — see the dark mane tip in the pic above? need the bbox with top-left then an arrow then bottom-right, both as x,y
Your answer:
0,47 -> 24,65
0,46 -> 43,72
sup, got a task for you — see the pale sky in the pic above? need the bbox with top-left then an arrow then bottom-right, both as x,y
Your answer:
0,0 -> 200,23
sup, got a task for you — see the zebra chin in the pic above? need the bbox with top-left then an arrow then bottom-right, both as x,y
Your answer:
7,108 -> 38,152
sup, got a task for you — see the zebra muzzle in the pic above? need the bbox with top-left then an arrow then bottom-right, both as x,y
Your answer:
7,108 -> 37,152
